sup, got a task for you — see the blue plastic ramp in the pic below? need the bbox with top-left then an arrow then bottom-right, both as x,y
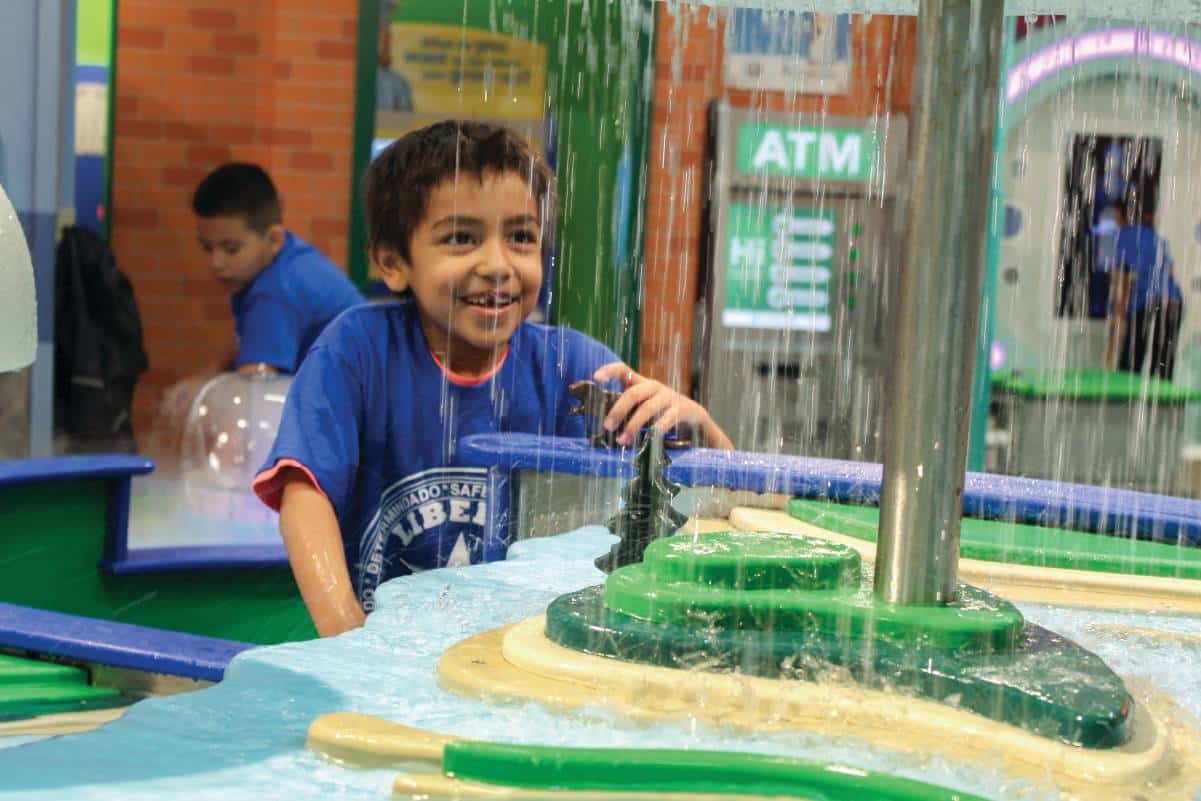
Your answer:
457,433 -> 1201,546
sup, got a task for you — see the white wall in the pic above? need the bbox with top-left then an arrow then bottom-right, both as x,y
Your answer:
996,76 -> 1201,375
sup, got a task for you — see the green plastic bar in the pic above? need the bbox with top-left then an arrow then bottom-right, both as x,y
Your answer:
991,369 -> 1201,403
790,499 -> 1201,580
443,741 -> 994,801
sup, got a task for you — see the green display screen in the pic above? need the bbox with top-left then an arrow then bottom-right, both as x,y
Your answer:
723,202 -> 835,332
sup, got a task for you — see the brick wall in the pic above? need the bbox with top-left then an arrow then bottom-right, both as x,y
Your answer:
111,1 -> 359,444
640,7 -> 917,392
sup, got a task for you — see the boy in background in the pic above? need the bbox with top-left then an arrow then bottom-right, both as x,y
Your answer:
253,121 -> 732,636
161,164 -> 364,417
1113,199 -> 1183,379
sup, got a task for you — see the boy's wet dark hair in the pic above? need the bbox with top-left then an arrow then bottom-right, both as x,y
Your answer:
192,163 -> 283,233
365,121 -> 554,262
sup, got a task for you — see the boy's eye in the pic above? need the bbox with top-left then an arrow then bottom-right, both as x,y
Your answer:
223,244 -> 242,255
509,229 -> 539,246
443,231 -> 476,247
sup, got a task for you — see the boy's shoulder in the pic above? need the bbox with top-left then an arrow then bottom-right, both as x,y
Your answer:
329,297 -> 412,331
283,233 -> 355,278
513,320 -> 618,363
312,299 -> 414,355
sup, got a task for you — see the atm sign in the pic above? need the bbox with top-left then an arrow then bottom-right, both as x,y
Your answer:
736,123 -> 878,181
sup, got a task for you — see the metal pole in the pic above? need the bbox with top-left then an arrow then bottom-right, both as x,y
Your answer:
874,0 -> 1005,606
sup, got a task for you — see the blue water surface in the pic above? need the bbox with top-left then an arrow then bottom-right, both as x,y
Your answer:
0,527 -> 1198,801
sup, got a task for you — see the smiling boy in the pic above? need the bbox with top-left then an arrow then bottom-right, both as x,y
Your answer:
252,121 -> 731,636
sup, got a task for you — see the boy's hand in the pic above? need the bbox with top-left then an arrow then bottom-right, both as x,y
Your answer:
159,373 -> 212,423
592,362 -> 734,450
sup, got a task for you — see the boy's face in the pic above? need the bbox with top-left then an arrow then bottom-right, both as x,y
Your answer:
197,215 -> 284,293
376,171 -> 543,365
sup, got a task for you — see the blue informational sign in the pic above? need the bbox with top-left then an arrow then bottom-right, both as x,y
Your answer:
728,10 -> 851,59
725,11 -> 853,94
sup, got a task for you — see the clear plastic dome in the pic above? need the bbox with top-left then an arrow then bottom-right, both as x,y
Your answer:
182,371 -> 292,494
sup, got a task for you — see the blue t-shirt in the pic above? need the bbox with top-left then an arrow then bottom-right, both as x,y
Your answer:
230,232 -> 364,373
257,301 -> 620,611
1114,225 -> 1182,316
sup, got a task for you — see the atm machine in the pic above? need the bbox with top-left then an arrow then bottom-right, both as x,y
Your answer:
697,103 -> 908,461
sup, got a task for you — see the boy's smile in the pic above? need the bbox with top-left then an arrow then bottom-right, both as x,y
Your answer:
376,171 -> 544,377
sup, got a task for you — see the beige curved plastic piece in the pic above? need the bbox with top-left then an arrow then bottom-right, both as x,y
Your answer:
308,712 -> 455,768
0,706 -> 128,737
728,507 -> 1201,614
438,617 -> 1201,801
393,773 -> 796,800
678,517 -> 741,535
1085,623 -> 1201,646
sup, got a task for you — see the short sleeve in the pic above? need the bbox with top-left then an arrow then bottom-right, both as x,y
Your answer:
563,330 -> 622,384
235,293 -> 303,373
252,342 -> 362,516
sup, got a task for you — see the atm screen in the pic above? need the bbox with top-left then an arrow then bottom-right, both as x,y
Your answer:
722,202 -> 835,333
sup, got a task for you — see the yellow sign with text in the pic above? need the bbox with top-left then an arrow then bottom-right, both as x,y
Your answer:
368,25 -> 547,285
385,24 -> 546,123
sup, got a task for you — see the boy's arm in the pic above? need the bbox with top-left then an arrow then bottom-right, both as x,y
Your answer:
158,331 -> 240,419
279,471 -> 366,637
592,362 -> 735,450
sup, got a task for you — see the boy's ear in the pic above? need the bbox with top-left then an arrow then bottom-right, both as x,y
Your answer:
371,245 -> 409,294
265,223 -> 286,253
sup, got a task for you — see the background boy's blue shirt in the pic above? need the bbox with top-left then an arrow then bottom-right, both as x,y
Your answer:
230,231 -> 364,372
260,300 -> 620,609
1115,225 -> 1182,315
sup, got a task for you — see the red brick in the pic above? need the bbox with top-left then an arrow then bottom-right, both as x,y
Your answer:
201,300 -> 231,321
118,3 -> 191,28
116,95 -> 139,116
190,54 -> 236,75
117,207 -> 160,227
315,40 -> 356,60
163,121 -> 207,141
133,276 -> 185,297
190,8 -> 237,29
310,218 -> 347,239
289,150 -> 333,171
210,125 -> 256,146
117,141 -> 187,167
186,144 -> 233,165
289,61 -> 354,85
257,127 -> 312,147
118,118 -> 163,138
121,26 -> 166,50
212,33 -> 260,55
273,61 -> 292,79
162,166 -> 208,188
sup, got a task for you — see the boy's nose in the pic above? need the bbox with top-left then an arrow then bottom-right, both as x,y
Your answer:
476,237 -> 513,278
